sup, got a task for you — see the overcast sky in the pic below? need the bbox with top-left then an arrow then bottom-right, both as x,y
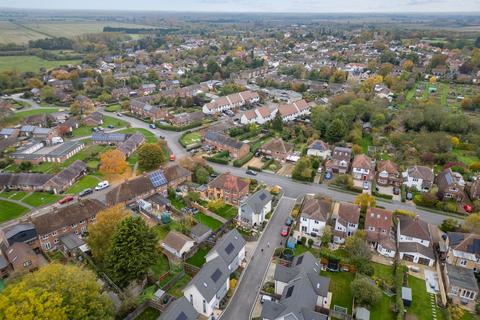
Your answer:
1,0 -> 480,13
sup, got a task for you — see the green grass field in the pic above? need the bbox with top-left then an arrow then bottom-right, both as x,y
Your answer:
72,116 -> 128,137
0,56 -> 81,73
194,213 -> 223,231
0,191 -> 28,201
186,247 -> 210,267
66,175 -> 101,194
0,200 -> 29,223
150,253 -> 170,277
135,307 -> 160,320
370,292 -> 396,320
105,104 -> 122,112
406,275 -> 445,320
452,149 -> 479,166
22,192 -> 63,207
320,270 -> 355,314
0,21 -> 45,44
167,274 -> 192,298
181,132 -> 202,146
208,202 -> 238,220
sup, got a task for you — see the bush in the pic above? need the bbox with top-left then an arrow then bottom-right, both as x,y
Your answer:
205,157 -> 229,165
372,191 -> 393,200
299,237 -> 306,245
156,121 -> 202,132
233,152 -> 254,167
307,238 -> 314,248
413,193 -> 438,207
394,209 -> 416,217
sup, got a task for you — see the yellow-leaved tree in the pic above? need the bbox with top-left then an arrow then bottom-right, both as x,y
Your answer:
0,263 -> 114,320
99,149 -> 128,175
355,193 -> 376,212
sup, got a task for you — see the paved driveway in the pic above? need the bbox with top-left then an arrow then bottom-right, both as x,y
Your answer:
220,196 -> 296,320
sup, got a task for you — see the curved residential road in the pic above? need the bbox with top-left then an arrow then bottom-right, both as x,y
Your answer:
220,197 -> 296,320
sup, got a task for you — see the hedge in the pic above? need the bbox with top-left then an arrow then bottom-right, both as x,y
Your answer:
233,152 -> 254,167
247,166 -> 262,172
204,156 -> 229,165
155,121 -> 202,132
372,191 -> 393,200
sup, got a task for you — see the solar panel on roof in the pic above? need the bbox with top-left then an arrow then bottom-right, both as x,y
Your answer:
296,255 -> 304,266
149,170 -> 167,188
225,243 -> 235,255
211,269 -> 222,282
259,193 -> 267,201
176,312 -> 187,320
285,286 -> 294,298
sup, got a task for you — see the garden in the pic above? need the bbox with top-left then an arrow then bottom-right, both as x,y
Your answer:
0,200 -> 29,223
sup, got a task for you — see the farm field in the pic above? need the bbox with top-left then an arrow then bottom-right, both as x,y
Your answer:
0,21 -> 45,44
0,200 -> 29,223
0,56 -> 81,73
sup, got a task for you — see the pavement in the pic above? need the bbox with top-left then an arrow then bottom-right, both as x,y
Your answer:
220,196 -> 296,320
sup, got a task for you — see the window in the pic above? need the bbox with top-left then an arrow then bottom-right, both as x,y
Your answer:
42,234 -> 49,240
190,294 -> 193,304
23,260 -> 32,267
71,223 -> 77,228
54,239 -> 59,244
460,259 -> 468,266
368,226 -> 375,231
44,242 -> 51,250
303,218 -> 307,222
52,231 -> 58,236
301,226 -> 307,232
80,219 -> 86,224
202,300 -> 206,313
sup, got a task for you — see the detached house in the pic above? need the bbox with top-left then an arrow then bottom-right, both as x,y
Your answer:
351,154 -> 374,181
376,160 -> 401,187
397,215 -> 435,267
325,147 -> 352,174
365,208 -> 396,258
332,202 -> 360,244
204,131 -> 250,159
307,140 -> 331,160
446,232 -> 480,272
238,189 -> 272,228
298,197 -> 332,239
161,231 -> 195,259
264,252 -> 330,320
205,229 -> 246,272
444,264 -> 479,311
259,138 -> 294,162
403,166 -> 434,192
159,297 -> 199,320
436,168 -> 466,202
206,173 -> 249,206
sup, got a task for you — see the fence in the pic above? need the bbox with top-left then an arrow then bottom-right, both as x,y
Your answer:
183,263 -> 201,277
161,270 -> 186,292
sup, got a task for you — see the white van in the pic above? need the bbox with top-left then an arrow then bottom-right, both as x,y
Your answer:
261,295 -> 275,304
95,180 -> 109,191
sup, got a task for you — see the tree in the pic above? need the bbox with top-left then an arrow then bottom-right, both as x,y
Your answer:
351,277 -> 382,307
440,218 -> 460,233
40,86 -> 56,102
26,78 -> 43,89
0,263 -> 114,320
355,193 -> 376,212
194,166 -> 209,184
99,149 -> 128,174
272,111 -> 283,132
451,136 -> 460,148
86,204 -> 130,264
464,213 -> 480,235
402,59 -> 414,72
345,231 -> 373,275
292,157 -> 313,182
325,119 -> 347,143
449,305 -> 464,320
105,216 -> 157,288
321,225 -> 333,247
98,91 -> 112,103
138,143 -> 165,171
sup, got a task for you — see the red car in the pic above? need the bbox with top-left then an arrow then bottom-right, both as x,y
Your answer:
464,204 -> 474,214
169,154 -> 175,161
280,226 -> 289,237
58,195 -> 74,205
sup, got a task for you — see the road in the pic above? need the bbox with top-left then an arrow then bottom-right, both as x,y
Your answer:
220,196 -> 296,320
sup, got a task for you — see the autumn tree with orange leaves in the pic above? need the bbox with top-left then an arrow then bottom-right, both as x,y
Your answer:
99,149 -> 128,175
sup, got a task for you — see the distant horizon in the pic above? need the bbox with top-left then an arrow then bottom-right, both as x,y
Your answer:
1,0 -> 480,14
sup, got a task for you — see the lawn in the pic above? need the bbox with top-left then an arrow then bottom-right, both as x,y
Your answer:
181,132 -> 202,146
0,191 -> 28,201
209,203 -> 238,220
406,275 -> 445,320
22,192 -> 63,207
320,270 -> 354,313
135,307 -> 161,320
103,116 -> 128,128
153,220 -> 182,241
71,116 -> 128,138
370,292 -> 395,320
105,104 -> 121,112
167,274 -> 192,298
372,262 -> 394,285
452,149 -> 479,166
66,175 -> 101,194
150,253 -> 170,277
117,128 -> 158,143
0,56 -> 81,73
186,247 -> 209,267
360,135 -> 372,154
0,200 -> 29,223
168,194 -> 186,210
194,213 -> 223,231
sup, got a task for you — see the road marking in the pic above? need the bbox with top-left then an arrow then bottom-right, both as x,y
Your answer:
282,196 -> 297,201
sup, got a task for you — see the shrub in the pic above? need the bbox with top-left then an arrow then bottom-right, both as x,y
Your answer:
233,152 -> 254,167
394,209 -> 416,217
299,237 -> 306,245
307,238 -> 314,247
205,156 -> 229,165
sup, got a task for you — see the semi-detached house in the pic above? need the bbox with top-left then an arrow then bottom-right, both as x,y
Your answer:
397,215 -> 435,267
202,91 -> 260,114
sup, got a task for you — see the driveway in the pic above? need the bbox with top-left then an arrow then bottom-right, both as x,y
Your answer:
220,196 -> 296,320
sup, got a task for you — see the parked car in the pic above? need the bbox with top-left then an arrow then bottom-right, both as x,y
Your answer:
58,195 -> 74,205
393,187 -> 400,195
406,192 -> 413,201
464,204 -> 474,213
363,181 -> 369,190
254,151 -> 261,157
246,169 -> 257,176
108,124 -> 114,129
92,127 -> 99,132
116,112 -> 122,117
285,216 -> 293,226
261,295 -> 276,304
325,170 -> 333,180
95,180 -> 110,191
169,154 -> 175,161
280,226 -> 289,237
149,123 -> 156,129
78,188 -> 93,197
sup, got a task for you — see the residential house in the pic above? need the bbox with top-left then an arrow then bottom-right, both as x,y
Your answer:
112,87 -> 130,100
403,166 -> 434,192
469,179 -> 480,200
259,138 -> 294,162
130,99 -> 168,122
6,242 -> 39,272
116,133 -> 145,157
325,147 -> 352,174
75,96 -> 95,114
83,112 -> 103,127
32,199 -> 105,251
139,83 -> 156,96
105,169 -> 168,205
159,296 -> 199,320
205,173 -> 249,206
377,160 -> 401,186
59,233 -> 86,258
0,252 -> 9,278
183,256 -> 230,317
42,160 -> 87,194
364,208 -> 396,258
277,99 -> 311,122
444,264 -> 479,311
307,140 -> 331,160
446,232 -> 480,272
351,154 -> 374,181
24,114 -> 51,127
170,111 -> 204,127
436,168 -> 466,202
332,202 -> 360,244
190,223 -> 212,243
240,106 -> 275,125
163,164 -> 191,189
0,223 -> 39,252
202,91 -> 260,114
238,189 -> 272,228
0,172 -> 53,191
161,231 -> 196,259
91,132 -> 127,145
298,197 -> 332,238
397,215 -> 435,267
205,229 -> 246,272
204,131 -> 250,159
0,128 -> 19,139
264,252 -> 330,320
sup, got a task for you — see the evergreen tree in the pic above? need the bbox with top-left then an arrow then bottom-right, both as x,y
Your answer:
272,111 -> 283,132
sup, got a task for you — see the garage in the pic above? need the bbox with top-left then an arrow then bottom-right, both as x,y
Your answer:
402,254 -> 415,262
418,257 -> 432,266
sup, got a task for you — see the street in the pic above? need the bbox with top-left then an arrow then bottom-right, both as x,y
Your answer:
220,196 -> 296,320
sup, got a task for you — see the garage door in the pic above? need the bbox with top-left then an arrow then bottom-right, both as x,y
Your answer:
418,257 -> 431,266
402,254 -> 414,262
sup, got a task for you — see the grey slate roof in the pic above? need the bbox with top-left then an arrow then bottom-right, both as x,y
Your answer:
47,141 -> 83,157
190,223 -> 212,239
158,296 -> 198,320
205,131 -> 245,150
0,254 -> 8,269
3,223 -> 36,240
446,263 -> 480,292
59,233 -> 85,250
398,242 -> 435,259
0,172 -> 54,187
186,256 -> 229,302
92,132 -> 127,143
206,229 -> 246,266
240,189 -> 272,215
44,160 -> 86,187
